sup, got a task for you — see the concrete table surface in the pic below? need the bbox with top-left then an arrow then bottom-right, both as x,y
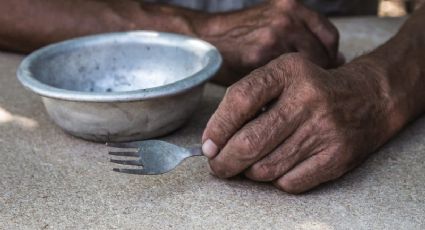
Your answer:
0,17 -> 424,229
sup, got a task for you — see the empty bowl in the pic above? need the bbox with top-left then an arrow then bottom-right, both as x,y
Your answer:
17,31 -> 222,142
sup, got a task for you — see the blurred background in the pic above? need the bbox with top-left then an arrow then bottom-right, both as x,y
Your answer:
378,0 -> 423,17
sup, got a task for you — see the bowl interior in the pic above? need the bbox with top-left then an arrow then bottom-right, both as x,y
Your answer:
28,34 -> 209,93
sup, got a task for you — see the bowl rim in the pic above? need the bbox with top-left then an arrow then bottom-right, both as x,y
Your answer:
17,31 -> 222,102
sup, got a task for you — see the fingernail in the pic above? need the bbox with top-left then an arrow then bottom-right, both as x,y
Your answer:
202,139 -> 218,158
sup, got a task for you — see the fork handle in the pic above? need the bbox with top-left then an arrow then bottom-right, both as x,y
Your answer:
188,147 -> 204,157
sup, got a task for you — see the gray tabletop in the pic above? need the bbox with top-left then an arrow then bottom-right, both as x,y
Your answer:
0,17 -> 424,229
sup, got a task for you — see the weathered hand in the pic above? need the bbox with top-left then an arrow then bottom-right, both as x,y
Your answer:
202,54 -> 401,194
198,0 -> 342,85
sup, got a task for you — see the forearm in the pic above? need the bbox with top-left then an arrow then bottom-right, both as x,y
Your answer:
340,6 -> 425,139
0,0 -> 204,53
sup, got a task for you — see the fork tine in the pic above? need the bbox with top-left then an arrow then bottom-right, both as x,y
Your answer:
113,168 -> 147,175
110,159 -> 143,166
108,151 -> 139,157
106,142 -> 141,148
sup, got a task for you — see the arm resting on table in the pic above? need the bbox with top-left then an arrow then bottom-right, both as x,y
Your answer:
0,0 -> 204,53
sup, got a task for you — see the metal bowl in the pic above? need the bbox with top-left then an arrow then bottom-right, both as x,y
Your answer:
17,31 -> 222,142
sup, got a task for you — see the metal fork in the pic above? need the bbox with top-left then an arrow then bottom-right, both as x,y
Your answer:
107,140 -> 203,175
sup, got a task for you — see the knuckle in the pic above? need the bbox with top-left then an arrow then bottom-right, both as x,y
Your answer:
250,66 -> 275,83
300,81 -> 325,103
286,0 -> 298,9
279,53 -> 308,66
315,153 -> 334,167
267,54 -> 309,86
242,49 -> 264,66
274,0 -> 298,10
314,152 -> 346,179
271,15 -> 292,29
233,129 -> 259,159
260,28 -> 277,47
281,54 -> 313,78
247,66 -> 287,97
325,148 -> 352,178
226,83 -> 256,111
209,159 -> 235,178
246,163 -> 275,181
209,111 -> 235,136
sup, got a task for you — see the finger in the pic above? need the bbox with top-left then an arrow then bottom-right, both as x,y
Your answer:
244,124 -> 323,182
293,28 -> 329,68
202,63 -> 288,157
273,148 -> 349,194
208,95 -> 306,178
336,52 -> 346,66
240,27 -> 287,69
298,6 -> 339,66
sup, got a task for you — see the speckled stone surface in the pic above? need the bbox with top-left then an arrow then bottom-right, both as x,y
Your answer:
0,17 -> 423,229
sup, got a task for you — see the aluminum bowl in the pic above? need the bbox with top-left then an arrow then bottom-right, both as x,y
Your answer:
17,31 -> 222,142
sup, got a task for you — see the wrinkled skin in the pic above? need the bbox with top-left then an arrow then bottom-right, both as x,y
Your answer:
1,0 -> 424,194
198,0 -> 342,85
202,54 -> 402,194
201,5 -> 425,194
0,0 -> 341,85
